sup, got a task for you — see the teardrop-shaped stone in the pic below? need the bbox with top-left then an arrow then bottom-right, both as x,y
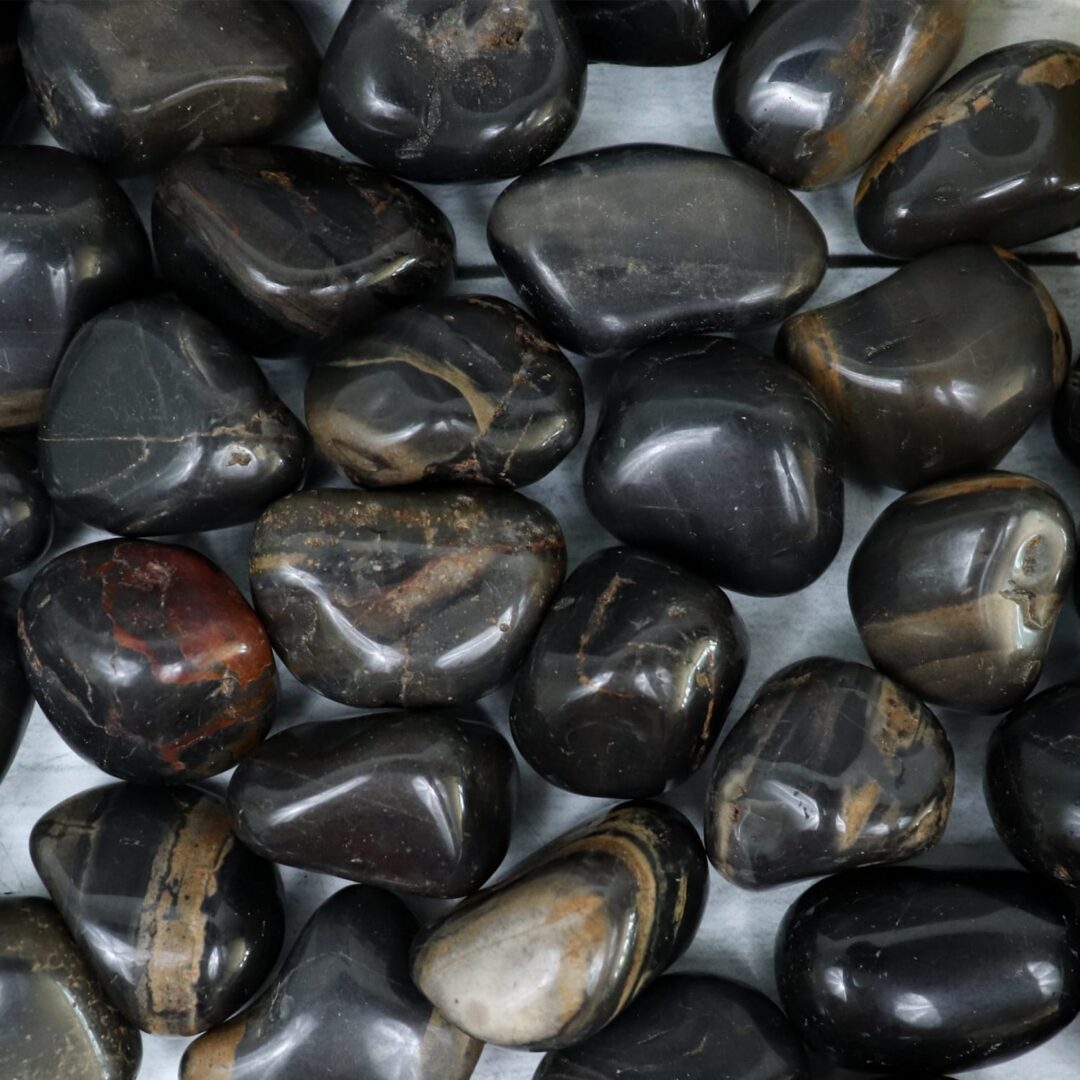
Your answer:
856,40 -> 1080,256
228,710 -> 517,897
715,0 -> 966,189
777,868 -> 1080,1073
706,657 -> 954,888
0,146 -> 150,431
584,335 -> 843,595
19,539 -> 278,784
411,800 -> 707,1049
0,897 -> 142,1080
848,473 -> 1075,713
249,487 -> 565,708
488,144 -> 827,357
305,295 -> 583,488
152,145 -> 456,356
0,442 -> 52,577
0,592 -> 31,786
510,546 -> 747,797
19,0 -> 318,175
319,0 -> 586,183
778,245 -> 1070,490
31,782 -> 285,1036
181,884 -> 481,1080
534,973 -> 807,1079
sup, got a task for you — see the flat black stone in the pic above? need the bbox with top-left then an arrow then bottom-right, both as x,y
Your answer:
585,335 -> 843,595
20,0 -> 318,175
40,296 -> 310,535
488,144 -> 827,357
706,657 -> 954,889
534,973 -> 807,1079
319,0 -> 586,183
777,868 -> 1080,1073
0,146 -> 150,431
249,487 -> 565,708
412,801 -> 707,1049
305,295 -> 583,488
779,245 -> 1071,490
181,885 -> 481,1080
0,442 -> 51,576
510,546 -> 747,797
228,710 -> 517,897
715,0 -> 966,189
856,40 -> 1080,257
849,472 -> 1075,713
31,782 -> 285,1036
153,145 -> 457,356
0,592 -> 31,786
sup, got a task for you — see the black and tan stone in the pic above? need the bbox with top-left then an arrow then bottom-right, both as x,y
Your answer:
706,657 -> 954,889
411,800 -> 707,1050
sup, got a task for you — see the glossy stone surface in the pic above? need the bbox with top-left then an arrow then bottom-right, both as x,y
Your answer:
573,0 -> 746,65
182,885 -> 481,1080
250,487 -> 565,708
706,657 -> 954,889
319,0 -> 585,183
153,145 -> 456,356
488,144 -> 827,357
0,443 -> 51,576
849,473 -> 1075,713
510,546 -> 747,797
31,782 -> 285,1036
777,868 -> 1080,1072
20,0 -> 318,175
585,336 -> 843,595
1052,352 -> 1080,467
0,594 -> 31,785
715,0 -> 966,189
0,896 -> 141,1080
986,683 -> 1080,886
306,295 -> 583,488
857,40 -> 1080,257
534,973 -> 807,1080
228,710 -> 516,897
19,539 -> 277,783
412,800 -> 707,1049
779,245 -> 1070,490
0,146 -> 150,431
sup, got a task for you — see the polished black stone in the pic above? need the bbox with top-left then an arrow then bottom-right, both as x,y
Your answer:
706,657 -> 953,889
153,145 -> 457,356
31,782 -> 285,1036
573,0 -> 747,65
987,683 -> 1080,887
534,973 -> 807,1080
250,487 -> 565,708
585,335 -> 843,595
857,39 -> 1080,257
715,0 -> 967,189
0,146 -> 150,431
0,442 -> 51,576
488,144 -> 827,357
228,710 -> 516,897
0,897 -> 141,1080
849,472 -> 1075,713
306,295 -> 583,488
412,800 -> 707,1049
40,297 -> 309,535
779,245 -> 1071,490
182,885 -> 482,1080
0,593 -> 31,786
319,0 -> 586,183
510,546 -> 747,797
20,0 -> 318,175
19,538 -> 278,784
777,868 -> 1080,1073
1053,352 -> 1080,468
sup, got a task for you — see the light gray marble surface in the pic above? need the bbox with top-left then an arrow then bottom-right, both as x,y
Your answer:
4,1 -> 1080,1078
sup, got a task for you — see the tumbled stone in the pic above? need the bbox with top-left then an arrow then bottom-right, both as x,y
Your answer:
1052,351 -> 1080,467
0,4 -> 24,132
0,593 -> 31,785
0,442 -> 51,576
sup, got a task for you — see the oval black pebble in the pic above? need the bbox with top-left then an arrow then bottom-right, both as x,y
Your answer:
305,295 -> 583,488
488,144 -> 827,357
777,868 -> 1080,1073
0,443 -> 51,577
585,335 -> 843,595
